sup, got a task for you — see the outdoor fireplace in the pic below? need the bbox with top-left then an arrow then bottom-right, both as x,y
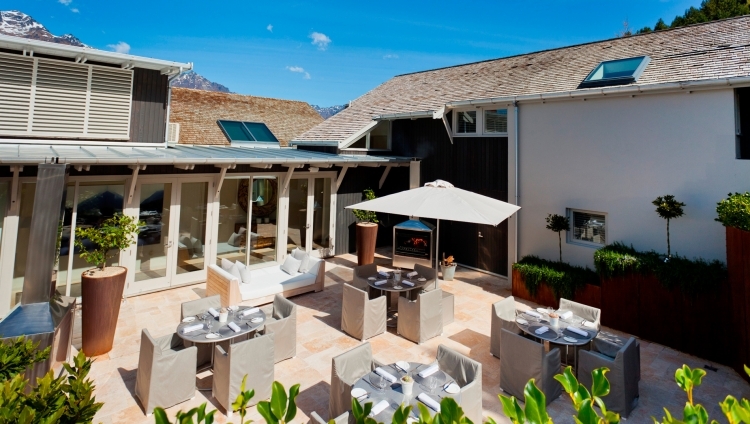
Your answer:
392,218 -> 435,269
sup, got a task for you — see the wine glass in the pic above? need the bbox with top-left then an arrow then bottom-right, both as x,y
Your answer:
371,373 -> 386,393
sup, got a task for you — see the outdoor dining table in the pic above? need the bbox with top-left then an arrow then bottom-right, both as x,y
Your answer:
351,362 -> 460,422
366,272 -> 430,327
176,306 -> 266,390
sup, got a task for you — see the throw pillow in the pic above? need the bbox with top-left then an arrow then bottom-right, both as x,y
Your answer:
228,262 -> 243,282
235,261 -> 251,285
227,232 -> 239,247
280,256 -> 302,275
291,248 -> 307,261
221,258 -> 234,271
306,256 -> 321,275
298,253 -> 311,273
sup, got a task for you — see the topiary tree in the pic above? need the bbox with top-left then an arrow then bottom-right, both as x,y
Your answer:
74,213 -> 140,271
352,189 -> 379,224
545,214 -> 570,263
652,195 -> 685,258
716,192 -> 750,232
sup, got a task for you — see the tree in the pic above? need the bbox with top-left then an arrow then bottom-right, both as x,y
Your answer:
545,214 -> 570,263
351,189 -> 379,224
654,18 -> 669,30
652,195 -> 685,258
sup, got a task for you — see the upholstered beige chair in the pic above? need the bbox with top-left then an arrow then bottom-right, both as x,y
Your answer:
134,329 -> 197,415
436,344 -> 483,423
415,264 -> 438,291
180,295 -> 222,369
352,263 -> 377,291
499,329 -> 562,405
329,342 -> 385,419
309,411 -> 349,424
554,298 -> 602,363
212,333 -> 275,419
397,288 -> 443,344
260,294 -> 297,363
579,337 -> 640,418
411,264 -> 454,325
341,283 -> 387,341
490,296 -> 521,358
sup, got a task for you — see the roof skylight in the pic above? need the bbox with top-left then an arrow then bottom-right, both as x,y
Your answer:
217,120 -> 279,143
579,56 -> 650,88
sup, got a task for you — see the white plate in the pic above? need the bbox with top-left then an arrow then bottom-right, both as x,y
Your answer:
516,318 -> 528,325
536,308 -> 550,314
182,316 -> 196,323
250,317 -> 263,323
445,383 -> 460,394
351,388 -> 367,399
395,361 -> 411,372
206,333 -> 220,339
563,336 -> 578,343
368,277 -> 376,281
393,285 -> 403,290
417,278 -> 427,282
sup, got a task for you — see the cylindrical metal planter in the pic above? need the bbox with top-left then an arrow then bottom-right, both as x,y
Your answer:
356,222 -> 378,266
81,266 -> 127,357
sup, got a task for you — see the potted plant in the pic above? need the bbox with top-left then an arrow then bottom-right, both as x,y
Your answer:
400,374 -> 414,396
652,194 -> 685,259
352,188 -> 379,266
74,213 -> 140,356
441,253 -> 457,281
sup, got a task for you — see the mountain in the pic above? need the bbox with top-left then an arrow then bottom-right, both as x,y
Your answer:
0,10 -> 86,47
311,104 -> 347,119
170,70 -> 231,93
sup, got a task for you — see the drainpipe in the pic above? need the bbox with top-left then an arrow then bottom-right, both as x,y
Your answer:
513,101 -> 519,266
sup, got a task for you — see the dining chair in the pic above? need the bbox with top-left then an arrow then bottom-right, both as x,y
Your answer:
411,264 -> 454,325
555,298 -> 601,364
578,337 -> 640,418
436,344 -> 483,423
260,294 -> 297,363
490,296 -> 522,358
180,295 -> 222,369
341,283 -> 387,341
309,411 -> 349,424
397,288 -> 443,344
212,333 -> 275,419
134,329 -> 197,415
499,329 -> 562,405
352,263 -> 377,291
329,342 -> 385,419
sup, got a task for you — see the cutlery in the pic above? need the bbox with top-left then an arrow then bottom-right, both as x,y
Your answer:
443,380 -> 454,390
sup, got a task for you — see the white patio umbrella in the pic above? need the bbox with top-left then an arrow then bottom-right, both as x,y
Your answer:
346,180 -> 521,281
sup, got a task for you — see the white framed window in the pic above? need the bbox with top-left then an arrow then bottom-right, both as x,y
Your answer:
345,121 -> 391,151
567,209 -> 607,247
451,107 -> 508,137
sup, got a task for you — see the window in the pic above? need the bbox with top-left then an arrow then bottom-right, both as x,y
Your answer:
451,107 -> 508,137
456,111 -> 477,134
344,121 -> 390,150
485,109 -> 508,133
217,120 -> 279,143
568,209 -> 607,246
579,56 -> 650,88
736,88 -> 750,159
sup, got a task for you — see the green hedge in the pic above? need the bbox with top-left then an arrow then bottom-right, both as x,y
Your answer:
593,242 -> 726,296
716,192 -> 750,231
512,256 -> 599,300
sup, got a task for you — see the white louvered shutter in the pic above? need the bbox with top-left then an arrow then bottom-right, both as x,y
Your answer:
167,122 -> 180,143
0,53 -> 34,132
32,59 -> 88,134
87,67 -> 133,137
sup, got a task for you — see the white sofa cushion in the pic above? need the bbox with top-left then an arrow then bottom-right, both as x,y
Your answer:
280,256 -> 302,275
239,266 -> 316,300
221,258 -> 234,271
235,261 -> 251,285
306,256 -> 322,276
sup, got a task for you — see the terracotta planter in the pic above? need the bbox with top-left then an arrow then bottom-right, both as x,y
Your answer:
356,222 -> 378,266
81,266 -> 127,357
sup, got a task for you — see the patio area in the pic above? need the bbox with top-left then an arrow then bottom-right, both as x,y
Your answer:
86,248 -> 750,423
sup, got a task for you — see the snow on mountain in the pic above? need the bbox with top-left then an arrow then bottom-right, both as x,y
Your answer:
170,71 -> 231,93
311,104 -> 347,119
0,10 -> 86,47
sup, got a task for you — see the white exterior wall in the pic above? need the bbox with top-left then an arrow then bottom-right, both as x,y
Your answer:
517,89 -> 749,268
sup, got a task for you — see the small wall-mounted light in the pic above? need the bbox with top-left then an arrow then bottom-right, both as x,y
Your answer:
309,167 -> 319,173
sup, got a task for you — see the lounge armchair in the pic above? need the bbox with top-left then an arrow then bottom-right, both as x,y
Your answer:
259,294 -> 297,363
134,329 -> 197,415
436,344 -> 483,423
329,342 -> 384,419
352,263 -> 377,291
397,288 -> 443,344
341,283 -> 387,341
499,329 -> 561,405
180,295 -> 223,368
212,333 -> 275,419
412,264 -> 454,325
490,296 -> 521,358
578,337 -> 640,418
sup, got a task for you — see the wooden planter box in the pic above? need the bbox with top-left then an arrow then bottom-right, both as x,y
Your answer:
727,226 -> 750,379
512,269 -> 601,310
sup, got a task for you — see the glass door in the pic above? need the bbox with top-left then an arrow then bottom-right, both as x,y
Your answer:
286,177 -> 332,256
172,181 -> 210,284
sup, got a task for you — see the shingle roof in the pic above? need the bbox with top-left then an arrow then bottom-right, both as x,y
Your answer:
295,16 -> 750,143
170,88 -> 324,146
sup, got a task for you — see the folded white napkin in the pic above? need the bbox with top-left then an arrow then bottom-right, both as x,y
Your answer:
207,308 -> 220,318
559,311 -> 573,320
375,367 -> 397,383
567,326 -> 588,337
182,323 -> 203,334
228,322 -> 241,333
534,326 -> 549,335
417,393 -> 441,412
525,310 -> 542,318
418,364 -> 439,378
583,320 -> 597,329
378,271 -> 390,277
407,271 -> 418,278
240,307 -> 260,317
369,400 -> 390,417
401,280 -> 414,287
374,280 -> 387,286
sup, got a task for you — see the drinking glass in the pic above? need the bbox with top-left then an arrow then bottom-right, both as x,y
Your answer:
371,373 -> 386,392
425,376 -> 439,394
547,306 -> 554,315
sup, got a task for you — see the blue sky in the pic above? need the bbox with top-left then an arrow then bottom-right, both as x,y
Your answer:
10,0 -> 700,106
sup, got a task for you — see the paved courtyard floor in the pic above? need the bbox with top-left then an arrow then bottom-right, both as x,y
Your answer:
86,250 -> 750,423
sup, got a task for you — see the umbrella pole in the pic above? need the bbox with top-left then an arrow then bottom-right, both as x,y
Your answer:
435,219 -> 440,290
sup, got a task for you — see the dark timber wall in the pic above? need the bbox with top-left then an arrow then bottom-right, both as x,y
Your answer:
130,69 -> 169,143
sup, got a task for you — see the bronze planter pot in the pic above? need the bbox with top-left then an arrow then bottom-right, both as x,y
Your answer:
356,222 -> 378,266
81,266 -> 127,357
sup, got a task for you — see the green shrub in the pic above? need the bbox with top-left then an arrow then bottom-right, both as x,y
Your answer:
512,256 -> 599,300
74,213 -> 140,271
716,191 -> 750,232
0,337 -> 51,381
351,189 -> 379,224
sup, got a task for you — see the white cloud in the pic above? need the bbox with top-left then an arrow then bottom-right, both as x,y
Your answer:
286,66 -> 311,80
309,32 -> 331,50
71,8 -> 79,13
107,41 -> 130,54
58,0 -> 72,5
383,54 -> 399,59
267,24 -> 273,32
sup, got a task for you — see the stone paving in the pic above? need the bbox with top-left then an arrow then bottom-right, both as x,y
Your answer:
86,250 -> 750,423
